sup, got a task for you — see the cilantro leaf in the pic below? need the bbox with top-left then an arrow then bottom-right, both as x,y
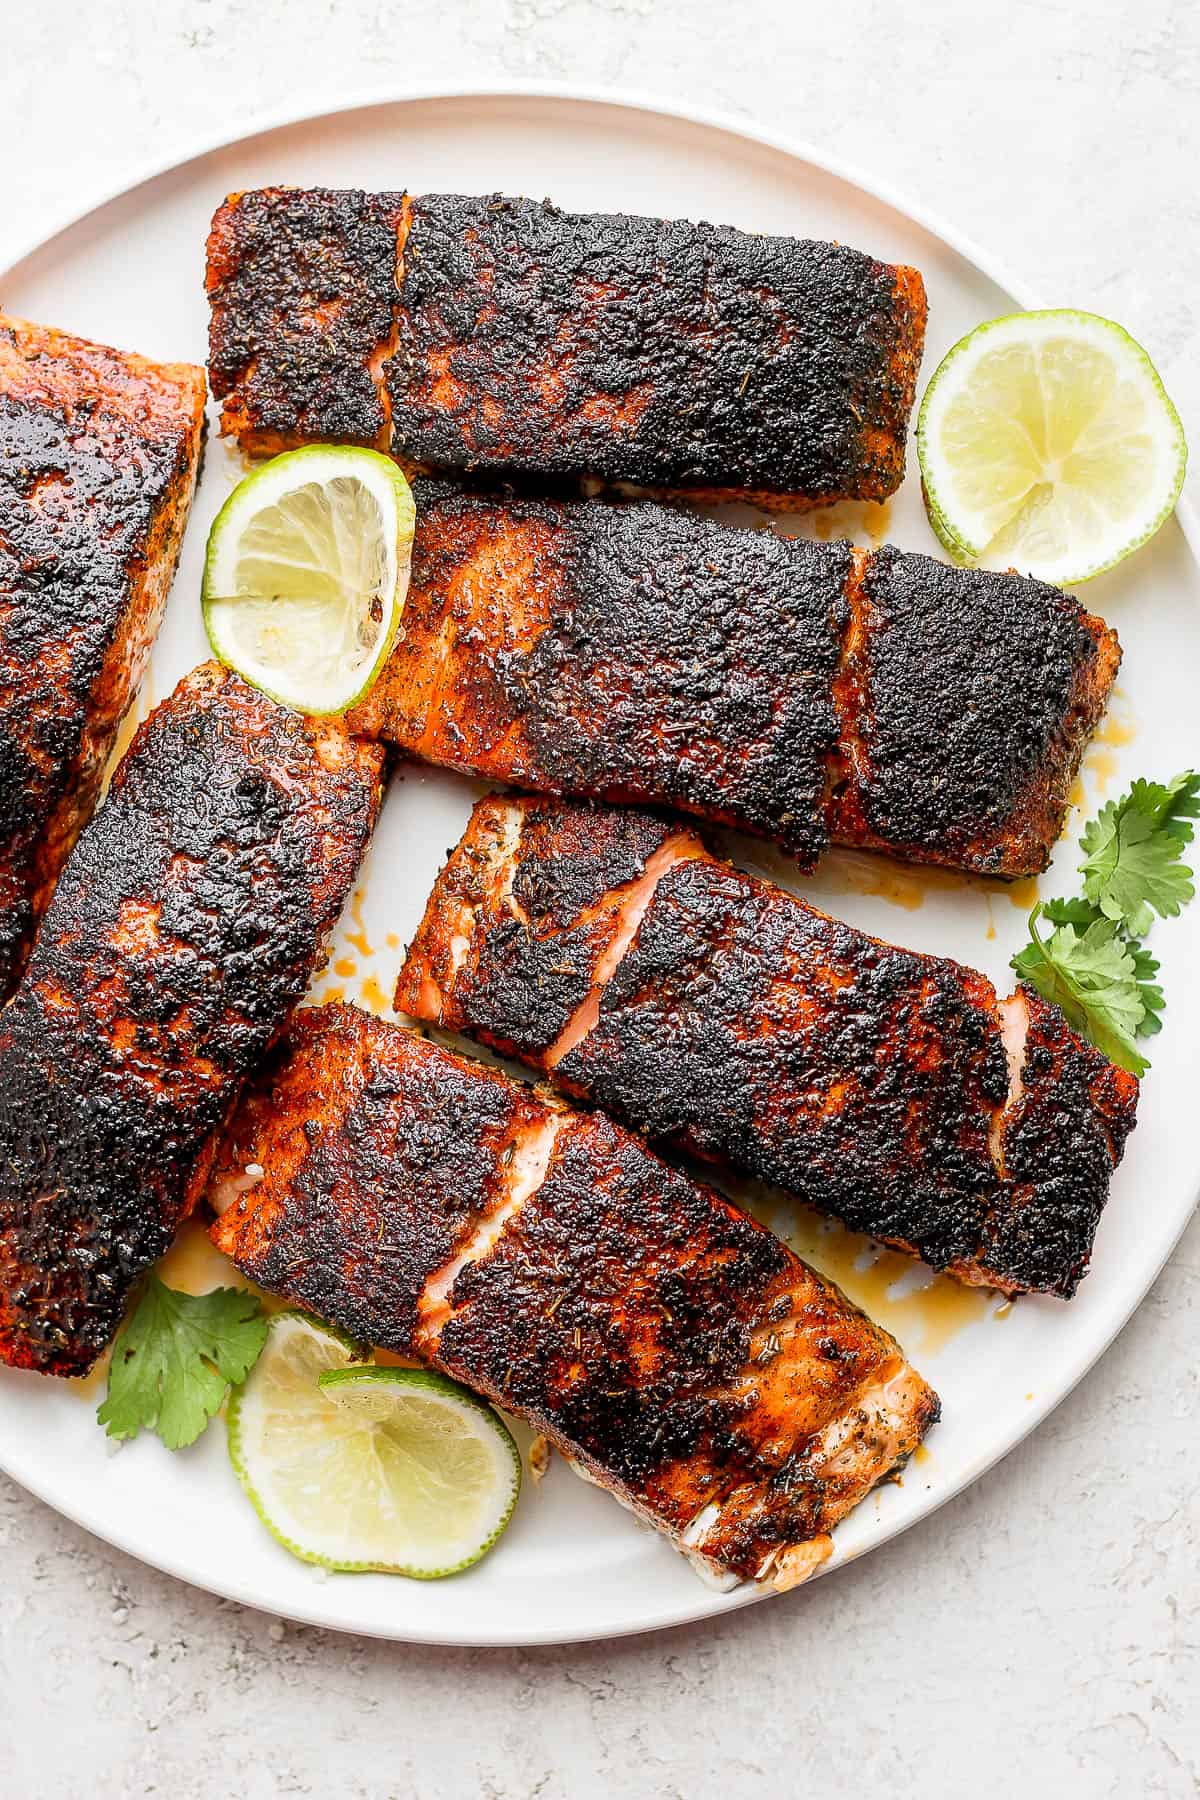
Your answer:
1011,905 -> 1148,1076
1040,898 -> 1165,1038
98,1277 -> 268,1450
1039,895 -> 1103,931
1150,769 -> 1200,842
1129,940 -> 1166,1038
1079,770 -> 1199,936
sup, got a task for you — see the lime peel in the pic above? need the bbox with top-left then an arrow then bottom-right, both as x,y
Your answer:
917,309 -> 1186,587
203,446 -> 414,715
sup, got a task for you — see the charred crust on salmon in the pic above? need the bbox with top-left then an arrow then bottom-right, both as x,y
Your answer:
509,501 -> 847,862
396,795 -> 1139,1297
829,547 -> 1123,876
209,1004 -> 939,1586
349,484 -> 1122,879
438,1116 -> 795,1487
0,314 -> 205,998
212,1007 -> 541,1349
976,986 -> 1139,1296
555,857 -> 1012,1271
206,187 -> 406,454
206,186 -> 926,505
0,664 -> 383,1376
387,193 -> 925,505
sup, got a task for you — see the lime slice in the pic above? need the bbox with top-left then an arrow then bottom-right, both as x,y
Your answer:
918,310 -> 1187,586
203,446 -> 414,714
227,1315 -> 520,1577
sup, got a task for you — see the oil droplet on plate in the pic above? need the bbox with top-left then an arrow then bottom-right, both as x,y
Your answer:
156,1215 -> 238,1296
814,850 -> 972,915
346,889 -> 375,959
1005,876 -> 1040,911
1095,708 -> 1137,749
759,1199 -> 995,1356
360,974 -> 391,1015
1085,747 -> 1119,794
101,682 -> 156,796
804,499 -> 891,546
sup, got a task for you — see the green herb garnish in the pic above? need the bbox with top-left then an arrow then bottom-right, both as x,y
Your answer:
1012,907 -> 1147,1076
98,1276 -> 268,1450
1079,771 -> 1200,935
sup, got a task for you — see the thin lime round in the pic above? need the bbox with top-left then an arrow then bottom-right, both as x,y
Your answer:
228,1315 -> 521,1577
917,309 -> 1187,586
203,446 -> 414,714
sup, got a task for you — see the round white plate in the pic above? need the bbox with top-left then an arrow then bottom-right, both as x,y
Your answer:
1,87 -> 1197,1648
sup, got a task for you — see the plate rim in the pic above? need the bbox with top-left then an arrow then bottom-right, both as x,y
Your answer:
1,79 -> 1197,1648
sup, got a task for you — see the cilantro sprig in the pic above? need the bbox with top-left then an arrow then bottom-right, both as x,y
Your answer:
98,1276 -> 268,1450
1011,769 -> 1197,1076
1079,771 -> 1200,935
1012,907 -> 1148,1075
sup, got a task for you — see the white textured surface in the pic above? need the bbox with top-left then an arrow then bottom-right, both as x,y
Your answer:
2,3 -> 1198,1794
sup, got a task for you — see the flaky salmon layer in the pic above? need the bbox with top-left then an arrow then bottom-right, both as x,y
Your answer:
0,665 -> 384,1377
205,186 -> 926,507
209,1004 -> 938,1590
396,796 -> 1139,1298
348,484 -> 1121,878
0,314 -> 206,998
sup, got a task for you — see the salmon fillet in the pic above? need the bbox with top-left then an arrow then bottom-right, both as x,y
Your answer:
396,796 -> 1139,1297
209,1003 -> 939,1591
0,314 -> 206,997
349,484 -> 1121,878
206,188 -> 405,455
205,186 -> 926,507
0,664 -> 384,1377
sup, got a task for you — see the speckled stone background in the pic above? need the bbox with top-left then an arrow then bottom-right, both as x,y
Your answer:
2,4 -> 1199,1795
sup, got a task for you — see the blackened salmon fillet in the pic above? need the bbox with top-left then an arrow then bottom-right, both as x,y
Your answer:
205,186 -> 926,507
347,484 -> 1121,878
396,796 -> 1139,1298
0,664 -> 384,1377
208,1003 -> 939,1591
0,314 -> 206,998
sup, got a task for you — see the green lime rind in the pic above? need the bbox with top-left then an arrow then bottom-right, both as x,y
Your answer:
921,483 -> 975,566
202,445 -> 415,716
916,308 -> 1187,586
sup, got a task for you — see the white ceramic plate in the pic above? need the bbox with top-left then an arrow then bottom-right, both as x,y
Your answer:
1,87 -> 1197,1648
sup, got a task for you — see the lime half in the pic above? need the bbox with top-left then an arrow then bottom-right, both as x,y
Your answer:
227,1315 -> 521,1577
203,446 -> 414,714
918,310 -> 1186,586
